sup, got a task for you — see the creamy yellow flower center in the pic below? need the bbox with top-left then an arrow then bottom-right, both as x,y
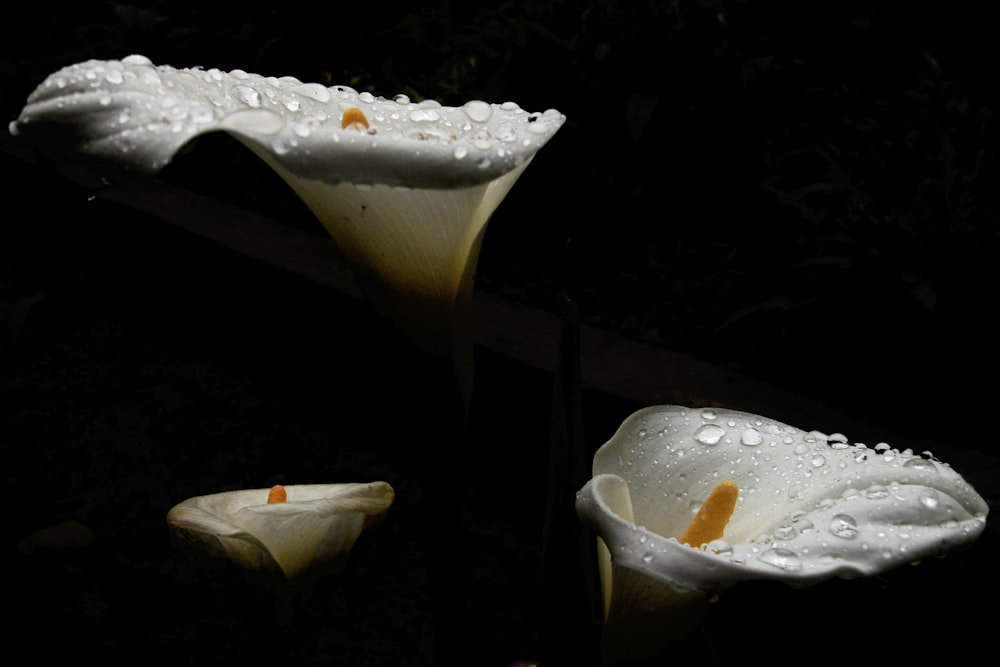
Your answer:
267,484 -> 287,504
678,479 -> 738,547
341,107 -> 370,131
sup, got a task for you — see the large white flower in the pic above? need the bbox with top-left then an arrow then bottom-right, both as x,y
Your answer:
576,405 -> 988,664
9,55 -> 566,399
167,482 -> 394,592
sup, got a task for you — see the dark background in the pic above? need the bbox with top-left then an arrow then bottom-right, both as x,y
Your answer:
2,2 -> 997,665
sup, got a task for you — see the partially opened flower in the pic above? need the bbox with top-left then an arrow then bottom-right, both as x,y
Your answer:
10,55 -> 566,399
167,482 -> 394,596
575,405 -> 988,665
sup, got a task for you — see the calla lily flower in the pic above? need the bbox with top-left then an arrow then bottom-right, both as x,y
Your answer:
576,405 -> 988,665
10,55 -> 566,399
167,482 -> 394,595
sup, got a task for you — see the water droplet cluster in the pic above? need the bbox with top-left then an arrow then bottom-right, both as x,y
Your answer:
13,55 -> 566,188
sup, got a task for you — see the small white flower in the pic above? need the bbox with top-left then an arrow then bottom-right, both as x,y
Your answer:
167,482 -> 394,591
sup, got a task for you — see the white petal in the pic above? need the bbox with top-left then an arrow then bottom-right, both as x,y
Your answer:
11,56 -> 565,189
167,482 -> 394,581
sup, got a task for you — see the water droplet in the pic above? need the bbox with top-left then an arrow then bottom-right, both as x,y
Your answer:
693,423 -> 726,445
393,93 -> 411,105
123,54 -> 153,67
793,517 -> 814,532
829,514 -> 858,539
463,100 -> 493,123
758,548 -> 802,572
919,489 -> 940,509
496,122 -> 517,142
105,69 -> 124,85
701,409 -> 717,420
903,457 -> 937,473
741,427 -> 762,446
453,145 -> 468,159
290,83 -> 332,103
409,108 -> 440,122
641,552 -> 655,564
864,485 -> 889,499
774,524 -> 798,540
233,85 -> 261,108
811,455 -> 826,467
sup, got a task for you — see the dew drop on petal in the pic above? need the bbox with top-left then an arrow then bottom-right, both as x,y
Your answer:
463,100 -> 493,123
741,427 -> 763,446
758,548 -> 802,572
409,108 -> 440,122
919,489 -> 940,509
863,484 -> 889,499
829,513 -> 859,539
903,457 -> 937,473
641,552 -> 655,564
701,409 -> 718,420
123,54 -> 153,67
233,85 -> 261,108
694,423 -> 727,446
496,122 -> 517,142
291,83 -> 332,103
453,145 -> 468,159
774,524 -> 798,540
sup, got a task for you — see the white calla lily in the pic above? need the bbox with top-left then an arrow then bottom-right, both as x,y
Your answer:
10,55 -> 566,398
167,482 -> 394,592
576,405 -> 988,664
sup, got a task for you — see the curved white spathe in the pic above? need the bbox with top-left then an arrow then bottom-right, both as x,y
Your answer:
167,482 -> 394,589
10,55 -> 566,381
577,405 -> 987,594
576,405 -> 988,662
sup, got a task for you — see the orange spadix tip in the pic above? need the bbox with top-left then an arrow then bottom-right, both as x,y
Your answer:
341,107 -> 370,131
679,479 -> 738,548
267,484 -> 287,504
